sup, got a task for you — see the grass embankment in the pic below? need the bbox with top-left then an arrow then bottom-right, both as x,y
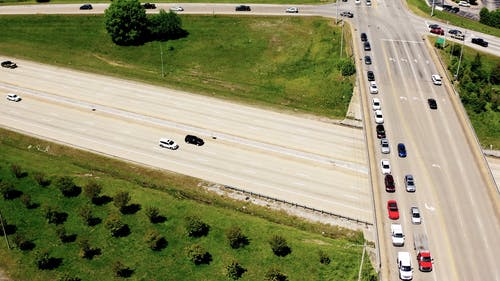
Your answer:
0,0 -> 334,4
406,0 -> 500,37
431,39 -> 500,149
0,14 -> 353,118
0,128 -> 377,280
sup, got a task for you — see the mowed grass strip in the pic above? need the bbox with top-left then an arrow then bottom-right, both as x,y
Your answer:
0,128 -> 377,281
0,14 -> 353,118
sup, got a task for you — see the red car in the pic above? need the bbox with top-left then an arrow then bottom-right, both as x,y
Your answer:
387,200 -> 399,219
430,28 -> 444,35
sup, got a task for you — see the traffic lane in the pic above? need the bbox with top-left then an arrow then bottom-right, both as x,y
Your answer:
0,92 -> 372,222
486,156 -> 500,187
0,59 -> 367,169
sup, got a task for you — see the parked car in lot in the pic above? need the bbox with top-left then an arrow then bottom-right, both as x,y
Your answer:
472,37 -> 488,47
387,200 -> 399,219
6,94 -> 21,102
428,98 -> 438,109
142,3 -> 156,9
385,174 -> 395,192
458,1 -> 470,7
430,28 -> 444,35
404,174 -> 416,192
235,5 -> 251,11
159,138 -> 179,150
1,60 -> 17,69
372,97 -> 381,110
376,124 -> 386,139
286,7 -> 298,13
79,4 -> 93,10
340,11 -> 354,18
397,143 -> 407,158
170,6 -> 184,11
185,135 -> 204,146
369,81 -> 379,94
360,32 -> 367,42
381,138 -> 390,154
364,55 -> 372,65
364,41 -> 371,51
374,110 -> 384,124
381,159 -> 391,174
367,71 -> 375,81
410,207 -> 422,224
448,29 -> 464,40
431,74 -> 442,85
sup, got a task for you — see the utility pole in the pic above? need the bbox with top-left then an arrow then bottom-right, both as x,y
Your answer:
160,43 -> 165,77
340,21 -> 344,58
455,31 -> 465,80
431,0 -> 435,16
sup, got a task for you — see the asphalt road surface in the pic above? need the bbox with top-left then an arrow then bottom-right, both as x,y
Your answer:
0,59 -> 371,224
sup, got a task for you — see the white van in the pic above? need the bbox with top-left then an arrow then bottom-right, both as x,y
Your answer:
397,252 -> 413,280
391,224 -> 405,246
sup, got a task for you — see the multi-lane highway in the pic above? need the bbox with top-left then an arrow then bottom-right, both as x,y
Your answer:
1,2 -> 499,281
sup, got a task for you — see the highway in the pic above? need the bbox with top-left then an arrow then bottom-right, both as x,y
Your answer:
1,2 -> 500,281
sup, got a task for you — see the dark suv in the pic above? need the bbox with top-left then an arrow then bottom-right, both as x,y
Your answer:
235,5 -> 251,11
142,3 -> 156,9
364,41 -> 371,51
361,33 -> 367,42
367,71 -> 375,81
471,38 -> 488,47
1,61 -> 17,69
79,4 -> 93,10
376,124 -> 386,139
385,175 -> 395,192
185,135 -> 204,146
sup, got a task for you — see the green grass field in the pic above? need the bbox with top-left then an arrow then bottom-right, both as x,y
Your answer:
0,128 -> 377,281
0,14 -> 353,118
0,0 -> 333,4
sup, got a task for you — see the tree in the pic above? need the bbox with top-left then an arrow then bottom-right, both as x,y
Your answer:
104,0 -> 149,45
0,182 -> 21,200
79,205 -> 94,226
113,191 -> 131,212
149,10 -> 185,41
339,59 -> 356,76
105,213 -> 129,237
144,206 -> 161,223
112,261 -> 133,278
265,267 -> 288,281
20,194 -> 33,208
479,8 -> 491,26
491,63 -> 500,84
226,260 -> 247,280
186,244 -> 212,265
269,235 -> 291,257
84,181 -> 102,201
318,250 -> 331,264
225,226 -> 249,249
33,172 -> 50,187
143,228 -> 167,251
185,215 -> 210,237
11,164 -> 24,178
43,205 -> 67,225
54,176 -> 80,197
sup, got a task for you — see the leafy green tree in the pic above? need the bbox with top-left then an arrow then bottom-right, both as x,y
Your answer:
105,213 -> 129,237
104,0 -> 148,45
84,181 -> 102,201
225,226 -> 249,249
265,267 -> 288,281
269,235 -> 291,257
480,8 -> 491,26
186,244 -> 212,265
185,215 -> 210,237
145,206 -> 160,223
112,261 -> 133,277
226,260 -> 247,280
339,59 -> 356,76
143,228 -> 167,251
149,10 -> 184,41
54,176 -> 80,197
113,191 -> 131,212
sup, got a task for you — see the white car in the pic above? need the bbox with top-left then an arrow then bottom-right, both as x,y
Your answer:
374,110 -> 384,124
159,138 -> 179,150
410,207 -> 421,224
286,7 -> 298,13
372,98 -> 381,110
381,159 -> 391,174
355,0 -> 361,4
6,94 -> 21,102
170,6 -> 184,11
391,224 -> 405,246
431,74 -> 442,85
381,138 -> 390,154
369,81 -> 378,94
458,1 -> 470,6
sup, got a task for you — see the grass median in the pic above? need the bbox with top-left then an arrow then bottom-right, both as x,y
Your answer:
0,128 -> 376,281
0,14 -> 354,119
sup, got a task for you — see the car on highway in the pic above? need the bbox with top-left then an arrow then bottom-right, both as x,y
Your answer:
458,1 -> 470,6
159,138 -> 179,150
355,0 -> 361,4
397,143 -> 407,157
374,110 -> 384,124
170,6 -> 184,11
79,4 -> 93,10
142,3 -> 156,9
286,7 -> 298,13
387,200 -> 399,219
410,207 -> 422,224
369,81 -> 379,94
381,159 -> 391,174
404,174 -> 416,192
451,6 -> 460,13
6,94 -> 21,102
448,29 -> 464,40
372,97 -> 381,110
1,60 -> 17,69
430,28 -> 444,35
428,24 -> 440,30
391,223 -> 405,246
471,37 -> 488,47
431,74 -> 442,85
185,135 -> 204,146
428,98 -> 438,109
367,71 -> 375,81
235,5 -> 251,11
385,174 -> 395,192
381,138 -> 390,154
365,55 -> 372,65
360,33 -> 367,42
366,0 -> 372,6
340,11 -> 354,18
363,41 -> 371,51
376,124 -> 386,139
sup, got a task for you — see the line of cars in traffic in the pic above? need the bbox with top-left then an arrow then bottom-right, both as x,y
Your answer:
428,23 -> 489,47
360,32 -> 434,280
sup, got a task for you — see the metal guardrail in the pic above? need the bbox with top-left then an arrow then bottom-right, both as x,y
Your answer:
222,185 -> 373,226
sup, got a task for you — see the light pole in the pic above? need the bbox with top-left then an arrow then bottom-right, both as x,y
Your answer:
340,21 -> 344,58
431,0 -> 435,16
455,31 -> 465,80
160,43 -> 165,77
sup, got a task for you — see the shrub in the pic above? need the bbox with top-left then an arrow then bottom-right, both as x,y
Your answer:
148,10 -> 185,41
43,205 -> 67,225
56,225 -> 76,243
20,194 -> 32,208
143,228 -> 167,251
12,234 -> 35,251
58,274 -> 81,281
269,235 -> 291,257
186,244 -> 212,265
225,226 -> 249,249
0,182 -> 21,200
35,249 -> 61,270
84,181 -> 102,201
339,59 -> 356,76
113,191 -> 131,212
79,205 -> 93,226
112,261 -> 133,278
185,215 -> 210,237
145,206 -> 163,223
54,176 -> 80,197
226,260 -> 247,280
33,172 -> 50,187
105,213 -> 130,237
319,250 -> 331,264
11,164 -> 24,178
265,267 -> 288,281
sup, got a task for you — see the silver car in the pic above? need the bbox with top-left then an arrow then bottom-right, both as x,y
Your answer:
381,138 -> 390,154
405,175 -> 416,192
410,207 -> 421,224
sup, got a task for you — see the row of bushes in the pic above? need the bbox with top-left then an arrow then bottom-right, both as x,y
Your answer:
480,8 -> 500,29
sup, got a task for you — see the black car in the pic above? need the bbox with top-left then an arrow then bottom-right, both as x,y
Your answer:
142,3 -> 156,9
340,11 -> 354,18
450,6 -> 459,13
79,4 -> 93,10
185,135 -> 204,146
471,38 -> 488,47
364,55 -> 372,65
1,61 -> 17,69
360,32 -> 367,42
235,5 -> 251,11
376,124 -> 386,139
428,98 -> 438,109
367,71 -> 375,81
385,175 -> 395,192
364,41 -> 371,51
